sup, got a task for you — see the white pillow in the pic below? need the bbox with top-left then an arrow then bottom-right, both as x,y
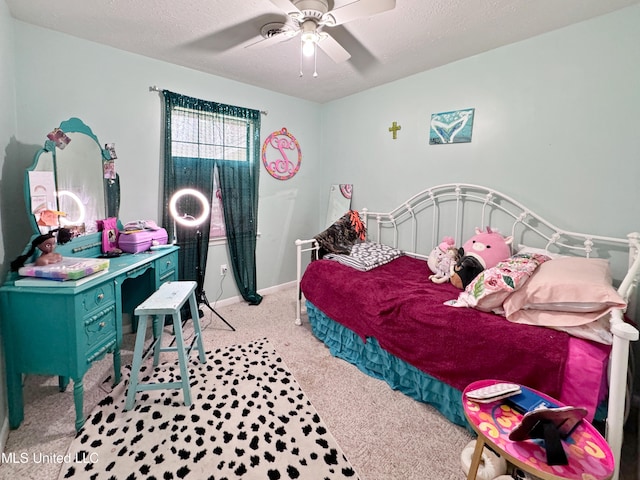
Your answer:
550,315 -> 613,345
522,301 -> 608,313
517,245 -> 563,259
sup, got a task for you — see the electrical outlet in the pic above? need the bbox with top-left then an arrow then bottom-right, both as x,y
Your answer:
220,264 -> 228,276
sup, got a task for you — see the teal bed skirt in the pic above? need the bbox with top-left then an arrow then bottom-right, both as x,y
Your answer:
306,301 -> 471,430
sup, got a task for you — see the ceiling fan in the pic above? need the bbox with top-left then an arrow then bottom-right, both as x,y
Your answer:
247,0 -> 396,73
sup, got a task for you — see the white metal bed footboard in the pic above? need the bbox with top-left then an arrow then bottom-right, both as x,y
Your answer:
295,183 -> 640,479
295,237 -> 319,326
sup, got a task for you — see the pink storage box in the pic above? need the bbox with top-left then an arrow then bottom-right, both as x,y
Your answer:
118,228 -> 168,253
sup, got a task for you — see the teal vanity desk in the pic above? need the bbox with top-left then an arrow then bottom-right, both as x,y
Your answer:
0,233 -> 179,431
0,116 -> 178,430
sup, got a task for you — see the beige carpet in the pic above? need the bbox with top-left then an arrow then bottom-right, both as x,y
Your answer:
0,285 -> 637,479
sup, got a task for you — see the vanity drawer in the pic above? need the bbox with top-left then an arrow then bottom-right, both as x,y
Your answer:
80,282 -> 115,315
84,303 -> 117,362
157,251 -> 178,283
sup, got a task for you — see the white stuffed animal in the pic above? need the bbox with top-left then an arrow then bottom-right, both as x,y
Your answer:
427,236 -> 460,284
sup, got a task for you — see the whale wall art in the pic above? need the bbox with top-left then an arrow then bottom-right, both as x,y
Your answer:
429,108 -> 475,145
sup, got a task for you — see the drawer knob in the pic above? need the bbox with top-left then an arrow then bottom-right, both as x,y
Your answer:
99,322 -> 106,328
97,293 -> 104,300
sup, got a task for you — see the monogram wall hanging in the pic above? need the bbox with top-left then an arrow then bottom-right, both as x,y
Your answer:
262,127 -> 302,180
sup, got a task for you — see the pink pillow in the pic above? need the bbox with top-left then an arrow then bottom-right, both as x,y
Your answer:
503,257 -> 626,327
454,253 -> 550,312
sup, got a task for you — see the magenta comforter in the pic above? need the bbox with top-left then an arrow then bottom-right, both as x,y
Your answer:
301,255 -> 574,399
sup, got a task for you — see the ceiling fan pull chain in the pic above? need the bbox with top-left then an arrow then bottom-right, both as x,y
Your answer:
299,38 -> 304,77
313,44 -> 318,78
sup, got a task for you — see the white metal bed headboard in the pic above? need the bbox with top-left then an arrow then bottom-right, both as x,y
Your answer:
362,183 -> 637,264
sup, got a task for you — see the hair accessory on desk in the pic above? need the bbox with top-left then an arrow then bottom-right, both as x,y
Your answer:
150,244 -> 173,251
56,227 -> 73,245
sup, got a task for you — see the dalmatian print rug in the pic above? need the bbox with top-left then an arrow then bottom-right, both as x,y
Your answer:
58,338 -> 358,480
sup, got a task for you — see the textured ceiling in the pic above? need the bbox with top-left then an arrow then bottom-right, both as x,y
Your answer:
6,0 -> 639,103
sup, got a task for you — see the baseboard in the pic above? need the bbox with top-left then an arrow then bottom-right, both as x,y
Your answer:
212,280 -> 297,309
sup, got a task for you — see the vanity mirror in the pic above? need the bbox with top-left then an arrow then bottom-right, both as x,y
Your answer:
25,118 -> 119,236
325,184 -> 353,228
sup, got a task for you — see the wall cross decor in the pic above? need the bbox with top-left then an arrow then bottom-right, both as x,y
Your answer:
388,121 -> 401,139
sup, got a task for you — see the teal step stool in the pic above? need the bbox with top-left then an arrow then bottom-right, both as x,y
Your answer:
125,281 -> 206,410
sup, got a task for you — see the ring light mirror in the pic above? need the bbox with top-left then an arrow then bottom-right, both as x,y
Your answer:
169,188 -> 210,228
58,190 -> 86,226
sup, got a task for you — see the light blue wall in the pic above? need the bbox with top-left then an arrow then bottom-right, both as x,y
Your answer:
320,6 -> 640,243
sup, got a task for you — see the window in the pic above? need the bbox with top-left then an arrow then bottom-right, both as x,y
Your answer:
170,107 -> 255,240
170,107 -> 252,161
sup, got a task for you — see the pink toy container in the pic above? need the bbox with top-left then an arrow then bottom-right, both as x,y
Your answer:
118,228 -> 168,253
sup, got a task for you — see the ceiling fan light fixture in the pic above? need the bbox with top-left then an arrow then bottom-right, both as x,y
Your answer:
301,31 -> 318,57
300,18 -> 320,57
299,25 -> 319,77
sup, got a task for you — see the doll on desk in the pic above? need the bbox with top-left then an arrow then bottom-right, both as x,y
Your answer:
10,228 -> 72,271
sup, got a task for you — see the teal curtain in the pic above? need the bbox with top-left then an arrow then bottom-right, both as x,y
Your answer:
218,159 -> 261,305
171,157 -> 213,284
161,90 -> 262,305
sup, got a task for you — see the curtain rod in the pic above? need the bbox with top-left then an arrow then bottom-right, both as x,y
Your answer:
149,85 -> 268,116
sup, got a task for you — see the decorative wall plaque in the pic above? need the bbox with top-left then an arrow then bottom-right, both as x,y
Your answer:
262,127 -> 302,180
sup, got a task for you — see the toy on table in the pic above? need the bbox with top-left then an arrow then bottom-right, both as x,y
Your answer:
10,231 -> 63,271
427,236 -> 461,284
450,227 -> 512,289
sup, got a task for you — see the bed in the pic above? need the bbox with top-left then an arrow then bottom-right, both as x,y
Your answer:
294,183 -> 640,480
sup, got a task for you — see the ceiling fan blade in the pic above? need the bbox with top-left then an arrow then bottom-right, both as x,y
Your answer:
269,0 -> 302,16
325,0 -> 396,26
317,33 -> 351,63
245,29 -> 298,49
